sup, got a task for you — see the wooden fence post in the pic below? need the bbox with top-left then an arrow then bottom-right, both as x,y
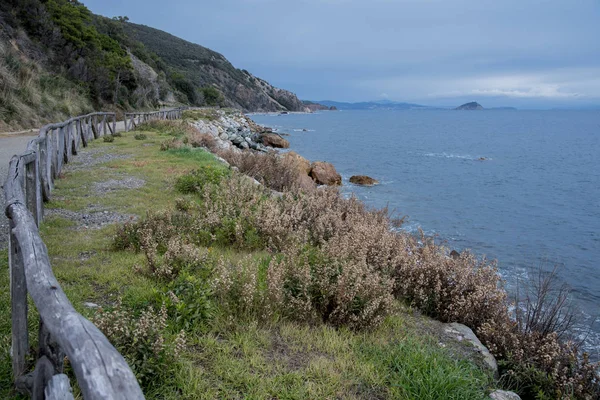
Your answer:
9,217 -> 28,380
25,158 -> 39,226
56,127 -> 64,176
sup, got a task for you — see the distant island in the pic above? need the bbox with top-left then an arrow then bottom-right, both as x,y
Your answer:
455,102 -> 484,110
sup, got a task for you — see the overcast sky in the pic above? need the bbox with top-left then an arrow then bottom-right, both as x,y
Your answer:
83,0 -> 600,108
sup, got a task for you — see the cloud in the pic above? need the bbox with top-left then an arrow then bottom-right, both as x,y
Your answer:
83,0 -> 600,107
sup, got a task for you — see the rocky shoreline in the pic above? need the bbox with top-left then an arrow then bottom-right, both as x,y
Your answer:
187,109 -> 383,188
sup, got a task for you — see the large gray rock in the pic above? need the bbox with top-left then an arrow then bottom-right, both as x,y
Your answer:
444,323 -> 498,378
489,390 -> 521,400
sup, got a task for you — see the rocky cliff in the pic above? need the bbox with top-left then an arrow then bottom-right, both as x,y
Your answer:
121,22 -> 306,112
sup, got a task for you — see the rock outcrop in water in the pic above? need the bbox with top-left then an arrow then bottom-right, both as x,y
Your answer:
455,102 -> 484,110
349,175 -> 379,186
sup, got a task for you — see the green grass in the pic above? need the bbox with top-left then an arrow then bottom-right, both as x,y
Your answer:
0,127 -> 493,399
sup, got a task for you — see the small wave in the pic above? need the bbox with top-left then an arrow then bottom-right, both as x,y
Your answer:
292,129 -> 315,132
424,152 -> 491,161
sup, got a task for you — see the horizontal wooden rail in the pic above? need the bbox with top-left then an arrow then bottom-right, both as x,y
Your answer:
2,109 -> 182,398
124,107 -> 187,132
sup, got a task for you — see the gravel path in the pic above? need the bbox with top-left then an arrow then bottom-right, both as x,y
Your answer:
0,120 -> 127,249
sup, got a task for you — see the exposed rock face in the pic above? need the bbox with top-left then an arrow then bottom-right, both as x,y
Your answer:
349,175 -> 379,186
283,151 -> 311,175
122,22 -> 306,112
489,390 -> 522,400
444,323 -> 498,378
261,133 -> 290,149
310,162 -> 342,186
455,102 -> 484,110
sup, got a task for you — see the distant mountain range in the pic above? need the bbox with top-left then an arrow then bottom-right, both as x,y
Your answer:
313,100 -> 432,110
311,100 -> 519,111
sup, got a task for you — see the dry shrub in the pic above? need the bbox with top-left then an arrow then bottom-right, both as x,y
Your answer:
395,244 -> 508,329
112,174 -> 600,397
479,320 -> 599,399
212,248 -> 394,330
268,248 -> 394,329
140,234 -> 208,280
160,137 -> 184,151
93,300 -> 186,387
218,149 -> 314,192
189,131 -> 218,152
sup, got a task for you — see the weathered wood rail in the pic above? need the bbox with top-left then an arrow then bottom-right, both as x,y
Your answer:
3,111 -> 166,399
124,108 -> 185,132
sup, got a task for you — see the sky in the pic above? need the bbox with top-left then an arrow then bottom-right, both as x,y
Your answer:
82,0 -> 600,109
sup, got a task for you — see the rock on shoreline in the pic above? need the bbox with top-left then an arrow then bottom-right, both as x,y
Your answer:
349,175 -> 379,186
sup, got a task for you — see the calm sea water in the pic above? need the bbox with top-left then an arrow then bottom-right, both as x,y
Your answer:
252,110 -> 600,353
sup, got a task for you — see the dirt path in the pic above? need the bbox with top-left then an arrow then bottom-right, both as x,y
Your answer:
0,121 -> 127,249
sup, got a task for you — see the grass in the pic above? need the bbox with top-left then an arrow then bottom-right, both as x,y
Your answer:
0,127 -> 493,399
0,41 -> 93,132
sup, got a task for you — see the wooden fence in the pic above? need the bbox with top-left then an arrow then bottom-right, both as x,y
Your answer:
3,111 -> 150,399
124,108 -> 185,132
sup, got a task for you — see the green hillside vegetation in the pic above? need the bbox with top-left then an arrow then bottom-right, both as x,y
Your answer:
0,0 -> 304,130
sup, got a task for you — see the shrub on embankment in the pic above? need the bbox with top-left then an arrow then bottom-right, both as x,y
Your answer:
111,159 -> 599,398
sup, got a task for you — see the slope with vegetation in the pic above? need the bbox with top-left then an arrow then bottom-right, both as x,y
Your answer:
1,110 -> 597,398
0,118 -> 494,399
0,0 -> 305,130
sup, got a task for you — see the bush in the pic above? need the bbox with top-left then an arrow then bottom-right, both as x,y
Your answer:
218,150 -> 314,192
103,134 -> 114,142
174,166 -> 230,194
93,300 -> 186,388
112,131 -> 122,137
189,132 -> 218,152
164,272 -> 215,331
134,133 -> 147,140
112,174 -> 600,398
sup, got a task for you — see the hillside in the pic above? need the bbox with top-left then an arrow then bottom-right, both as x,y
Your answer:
0,0 -> 305,130
120,22 -> 305,112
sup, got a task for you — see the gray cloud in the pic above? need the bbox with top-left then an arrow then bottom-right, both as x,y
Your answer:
84,0 -> 600,108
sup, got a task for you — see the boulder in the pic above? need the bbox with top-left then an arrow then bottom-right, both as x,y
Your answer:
489,390 -> 521,400
261,133 -> 290,148
283,151 -> 311,175
349,175 -> 379,186
310,162 -> 342,186
297,174 -> 316,191
444,323 -> 498,378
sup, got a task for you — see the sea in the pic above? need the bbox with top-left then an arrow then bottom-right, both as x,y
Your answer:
251,109 -> 600,355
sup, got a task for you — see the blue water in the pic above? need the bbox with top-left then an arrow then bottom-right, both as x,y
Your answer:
252,110 -> 600,353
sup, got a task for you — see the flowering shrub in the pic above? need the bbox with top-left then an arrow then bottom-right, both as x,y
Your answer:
112,171 -> 600,398
217,149 -> 313,192
93,300 -> 186,387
